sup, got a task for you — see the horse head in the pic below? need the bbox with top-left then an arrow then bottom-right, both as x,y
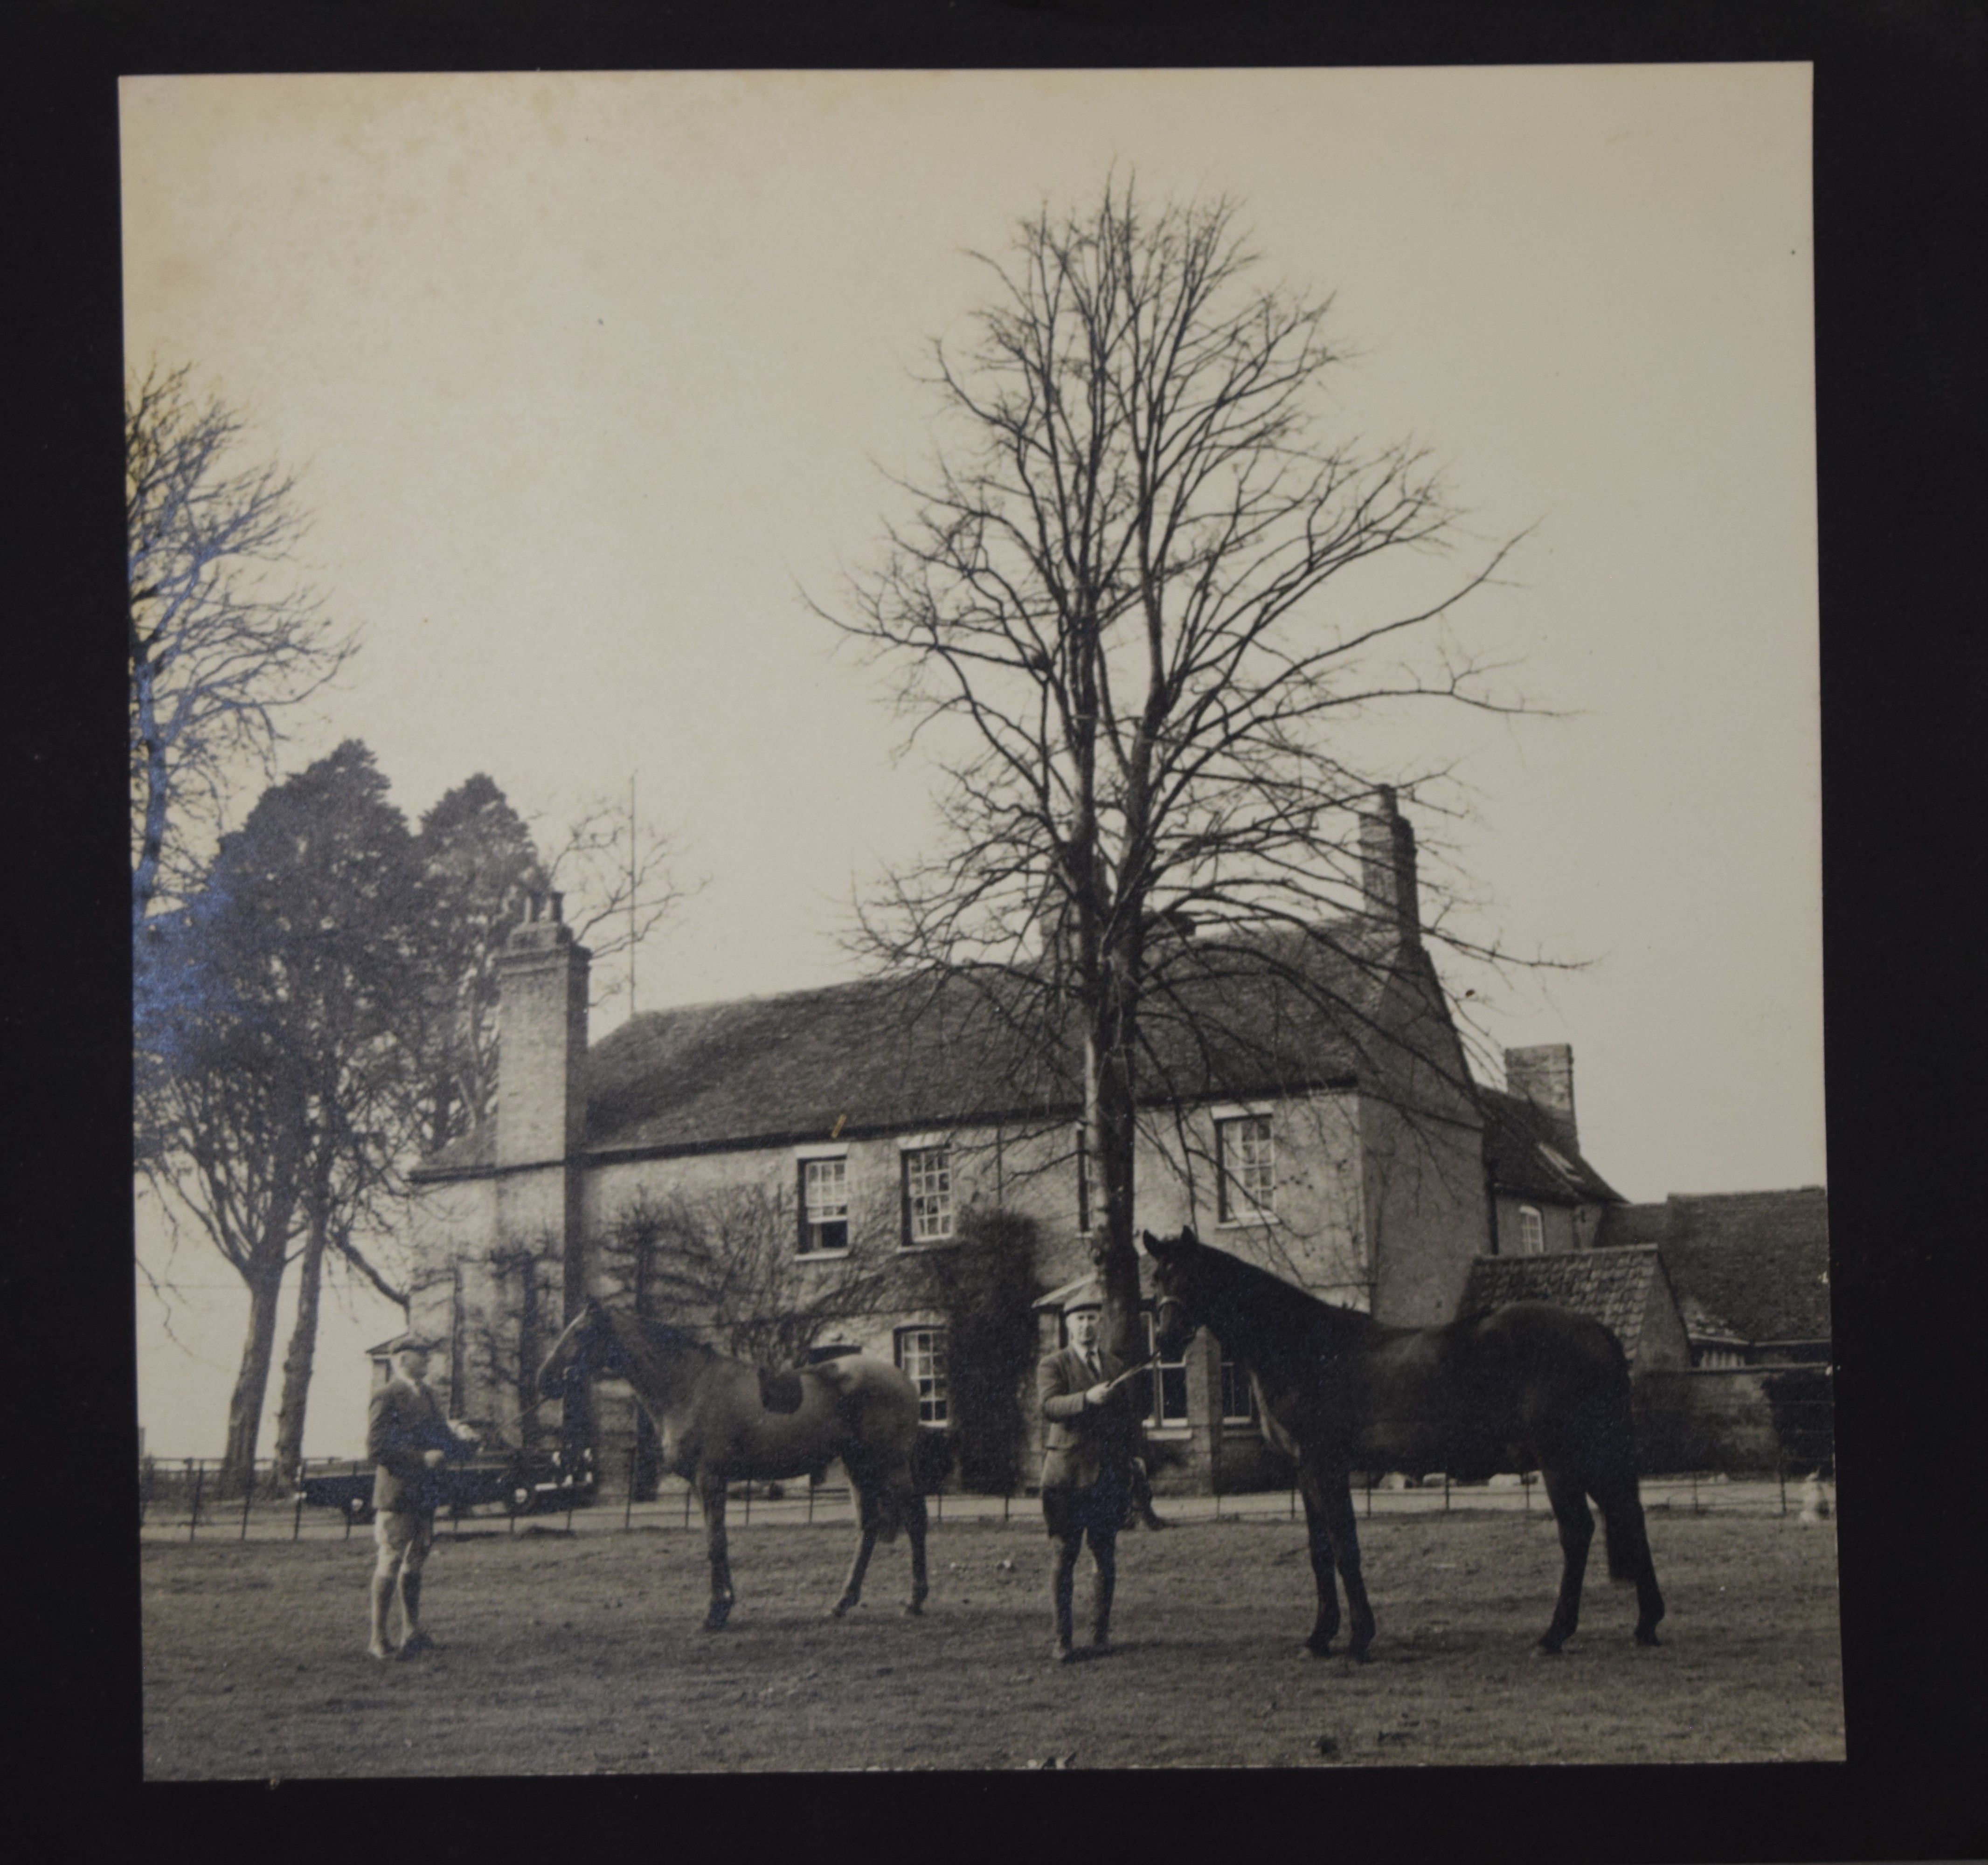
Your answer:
1141,1226 -> 1206,1357
536,1298 -> 611,1399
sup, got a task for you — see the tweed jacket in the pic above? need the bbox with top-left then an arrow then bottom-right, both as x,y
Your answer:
1038,1345 -> 1143,1494
368,1375 -> 466,1514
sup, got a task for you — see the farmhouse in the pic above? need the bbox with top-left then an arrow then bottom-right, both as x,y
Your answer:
407,794 -> 1502,1491
402,784 -> 1831,1491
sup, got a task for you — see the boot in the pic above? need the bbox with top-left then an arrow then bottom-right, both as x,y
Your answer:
1088,1567 -> 1116,1652
1050,1552 -> 1077,1663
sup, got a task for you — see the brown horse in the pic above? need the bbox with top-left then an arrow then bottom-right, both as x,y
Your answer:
537,1300 -> 937,1630
1142,1227 -> 1664,1658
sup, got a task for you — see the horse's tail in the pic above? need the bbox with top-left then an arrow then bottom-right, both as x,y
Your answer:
856,1478 -> 906,1545
1590,1372 -> 1652,1584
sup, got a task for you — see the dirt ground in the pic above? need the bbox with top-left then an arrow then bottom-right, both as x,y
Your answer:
142,1507 -> 1843,1775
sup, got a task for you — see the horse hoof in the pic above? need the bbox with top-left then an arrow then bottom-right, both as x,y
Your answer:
1304,1640 -> 1335,1660
904,1602 -> 924,1617
828,1601 -> 853,1620
1635,1628 -> 1662,1647
1535,1637 -> 1565,1657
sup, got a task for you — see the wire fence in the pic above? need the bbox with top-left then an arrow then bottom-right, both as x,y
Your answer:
138,1445 -> 1838,1547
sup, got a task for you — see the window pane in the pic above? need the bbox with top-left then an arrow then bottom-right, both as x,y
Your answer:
895,1326 -> 949,1424
1220,1359 -> 1256,1422
904,1147 -> 953,1244
1143,1311 -> 1191,1424
801,1157 -> 850,1252
1219,1115 -> 1274,1219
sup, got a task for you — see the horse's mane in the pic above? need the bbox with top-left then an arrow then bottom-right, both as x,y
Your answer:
599,1304 -> 717,1361
1193,1242 -> 1377,1362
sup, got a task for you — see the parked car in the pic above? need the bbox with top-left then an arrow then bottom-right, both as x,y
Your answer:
295,1437 -> 597,1524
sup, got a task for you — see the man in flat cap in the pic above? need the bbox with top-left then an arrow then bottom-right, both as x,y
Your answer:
367,1334 -> 475,1660
1039,1306 -> 1143,1664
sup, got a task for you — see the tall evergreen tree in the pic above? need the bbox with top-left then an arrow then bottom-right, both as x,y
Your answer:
413,775 -> 546,1153
139,741 -> 424,1493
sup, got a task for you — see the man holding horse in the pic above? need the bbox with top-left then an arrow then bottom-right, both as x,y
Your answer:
1039,1306 -> 1143,1664
367,1333 -> 476,1661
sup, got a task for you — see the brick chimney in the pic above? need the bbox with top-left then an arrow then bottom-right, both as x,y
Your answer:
1505,1043 -> 1577,1145
496,890 -> 590,1168
495,890 -> 591,1317
1358,786 -> 1420,941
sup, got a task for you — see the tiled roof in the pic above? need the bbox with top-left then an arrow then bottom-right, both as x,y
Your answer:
1478,1087 -> 1623,1206
1459,1246 -> 1669,1354
421,919 -> 1436,1173
1597,1188 -> 1831,1343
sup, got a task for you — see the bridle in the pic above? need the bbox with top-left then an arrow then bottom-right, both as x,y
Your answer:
1153,1293 -> 1193,1348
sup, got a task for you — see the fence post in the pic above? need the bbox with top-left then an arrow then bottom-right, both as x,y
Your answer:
1364,1477 -> 1372,1519
807,1479 -> 815,1525
1443,1471 -> 1451,1514
187,1460 -> 203,1543
684,1480 -> 693,1529
625,1447 -> 637,1531
1777,1444 -> 1787,1518
1524,1471 -> 1532,1515
240,1475 -> 255,1541
292,1490 -> 305,1542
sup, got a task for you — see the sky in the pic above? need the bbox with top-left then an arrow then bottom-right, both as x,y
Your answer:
123,65 -> 1821,1460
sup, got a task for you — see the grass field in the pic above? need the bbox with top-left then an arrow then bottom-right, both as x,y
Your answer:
142,1506 -> 1843,1776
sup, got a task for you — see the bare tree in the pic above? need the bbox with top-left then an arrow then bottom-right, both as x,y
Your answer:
459,1244 -> 562,1450
128,364 -> 355,930
596,1187 -> 900,1369
541,788 -> 693,1018
825,180 -> 1529,1367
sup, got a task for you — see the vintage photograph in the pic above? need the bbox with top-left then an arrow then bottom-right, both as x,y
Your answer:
126,65 -> 1837,1776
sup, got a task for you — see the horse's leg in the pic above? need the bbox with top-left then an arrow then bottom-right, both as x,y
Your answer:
831,1484 -> 880,1618
902,1491 -> 929,1616
1537,1466 -> 1594,1653
696,1470 -> 735,1631
1294,1464 -> 1344,1658
1313,1464 -> 1376,1662
1593,1472 -> 1666,1646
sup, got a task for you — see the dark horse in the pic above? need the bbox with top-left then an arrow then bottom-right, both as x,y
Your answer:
1143,1227 -> 1664,1658
537,1300 -> 936,1630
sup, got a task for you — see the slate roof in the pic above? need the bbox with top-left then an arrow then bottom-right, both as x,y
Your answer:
1459,1246 -> 1671,1354
1596,1188 -> 1831,1344
1477,1088 -> 1623,1206
419,919 -> 1440,1175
